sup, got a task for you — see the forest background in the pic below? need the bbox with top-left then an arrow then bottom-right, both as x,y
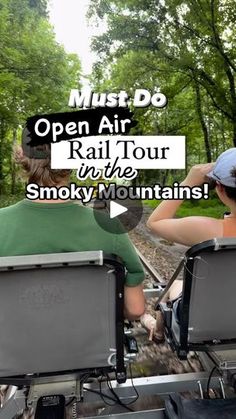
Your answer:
0,0 -> 235,218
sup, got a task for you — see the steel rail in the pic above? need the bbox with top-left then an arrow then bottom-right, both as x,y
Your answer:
134,246 -> 166,284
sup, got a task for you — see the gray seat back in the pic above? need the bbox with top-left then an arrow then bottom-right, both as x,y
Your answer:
0,251 -> 124,378
182,238 -> 236,345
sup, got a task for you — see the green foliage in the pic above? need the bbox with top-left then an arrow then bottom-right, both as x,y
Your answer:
89,0 -> 236,181
0,1 -> 81,119
0,194 -> 23,208
28,0 -> 48,16
144,196 -> 226,219
0,0 -> 82,194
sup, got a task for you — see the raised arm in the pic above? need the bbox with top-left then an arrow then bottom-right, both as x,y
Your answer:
147,163 -> 223,246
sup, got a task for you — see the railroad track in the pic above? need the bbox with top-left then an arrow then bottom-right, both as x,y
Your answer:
134,246 -> 168,301
128,246 -> 204,377
135,246 -> 165,284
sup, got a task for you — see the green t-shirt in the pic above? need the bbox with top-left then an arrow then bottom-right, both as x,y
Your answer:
0,200 -> 144,286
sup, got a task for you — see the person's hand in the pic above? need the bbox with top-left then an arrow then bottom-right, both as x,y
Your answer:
181,163 -> 215,187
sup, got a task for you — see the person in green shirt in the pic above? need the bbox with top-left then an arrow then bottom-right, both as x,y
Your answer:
0,134 -> 145,321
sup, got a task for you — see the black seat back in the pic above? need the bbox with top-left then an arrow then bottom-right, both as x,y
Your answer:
162,239 -> 236,358
0,251 -> 126,381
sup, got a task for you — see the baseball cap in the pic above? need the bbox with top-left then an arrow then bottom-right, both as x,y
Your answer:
22,127 -> 50,159
207,148 -> 236,188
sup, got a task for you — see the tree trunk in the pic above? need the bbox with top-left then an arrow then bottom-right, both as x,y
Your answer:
232,115 -> 236,146
210,0 -> 236,145
194,81 -> 212,162
224,65 -> 236,146
162,169 -> 169,185
0,124 -> 5,195
11,128 -> 17,194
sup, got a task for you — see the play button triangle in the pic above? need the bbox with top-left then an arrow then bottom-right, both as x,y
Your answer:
110,201 -> 128,219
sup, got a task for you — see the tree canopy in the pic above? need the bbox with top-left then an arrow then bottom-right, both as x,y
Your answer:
89,0 -> 236,180
0,0 -> 81,193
